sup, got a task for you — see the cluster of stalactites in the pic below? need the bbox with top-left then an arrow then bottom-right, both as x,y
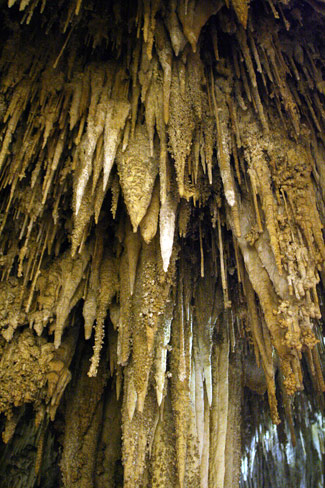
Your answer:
0,0 -> 324,486
240,389 -> 324,488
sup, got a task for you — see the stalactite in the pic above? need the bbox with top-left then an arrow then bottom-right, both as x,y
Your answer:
121,379 -> 159,488
209,329 -> 230,488
103,93 -> 130,192
231,0 -> 249,28
150,391 -> 177,487
54,247 -> 90,348
60,347 -> 107,488
115,250 -> 132,368
155,18 -> 173,125
153,291 -> 174,406
117,124 -> 158,232
140,178 -> 160,244
165,0 -> 187,56
95,389 -> 122,488
159,175 -> 178,272
88,249 -> 119,377
212,80 -> 241,238
0,1 -> 324,487
168,59 -> 195,197
82,227 -> 104,340
124,219 -> 141,296
223,350 -> 242,487
131,234 -> 177,408
170,281 -> 190,488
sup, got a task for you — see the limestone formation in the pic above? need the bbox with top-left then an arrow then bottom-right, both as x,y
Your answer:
0,1 -> 324,487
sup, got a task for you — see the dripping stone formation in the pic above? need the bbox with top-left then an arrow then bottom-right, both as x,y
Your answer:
0,0 -> 324,487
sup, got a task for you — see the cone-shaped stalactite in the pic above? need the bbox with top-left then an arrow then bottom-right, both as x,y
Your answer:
0,1 -> 324,487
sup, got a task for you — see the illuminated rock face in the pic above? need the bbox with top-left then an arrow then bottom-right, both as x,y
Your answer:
0,1 -> 324,487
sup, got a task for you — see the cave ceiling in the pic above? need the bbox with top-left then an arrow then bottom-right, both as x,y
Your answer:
0,1 -> 324,487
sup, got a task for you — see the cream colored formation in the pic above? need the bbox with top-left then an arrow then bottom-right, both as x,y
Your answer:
0,0 -> 324,487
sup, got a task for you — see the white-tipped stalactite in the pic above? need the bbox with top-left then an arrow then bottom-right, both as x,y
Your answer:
0,1 -> 324,487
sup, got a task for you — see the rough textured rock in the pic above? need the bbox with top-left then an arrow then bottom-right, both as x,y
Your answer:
0,1 -> 324,487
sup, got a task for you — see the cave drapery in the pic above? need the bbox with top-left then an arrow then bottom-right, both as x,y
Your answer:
0,0 -> 324,486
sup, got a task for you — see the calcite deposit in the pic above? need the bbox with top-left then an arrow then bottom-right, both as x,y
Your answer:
0,1 -> 324,487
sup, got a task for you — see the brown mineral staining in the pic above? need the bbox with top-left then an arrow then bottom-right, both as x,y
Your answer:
117,124 -> 158,232
0,329 -> 54,416
139,178 -> 160,244
0,1 -> 324,487
168,59 -> 195,197
60,349 -> 107,488
88,248 -> 119,377
231,0 -> 250,28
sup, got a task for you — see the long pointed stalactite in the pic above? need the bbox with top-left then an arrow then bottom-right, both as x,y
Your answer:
0,0 -> 324,487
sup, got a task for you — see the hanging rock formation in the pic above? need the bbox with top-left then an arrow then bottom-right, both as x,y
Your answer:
0,0 -> 324,487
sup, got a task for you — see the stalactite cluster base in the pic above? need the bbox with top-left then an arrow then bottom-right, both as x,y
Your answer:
0,0 -> 324,487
